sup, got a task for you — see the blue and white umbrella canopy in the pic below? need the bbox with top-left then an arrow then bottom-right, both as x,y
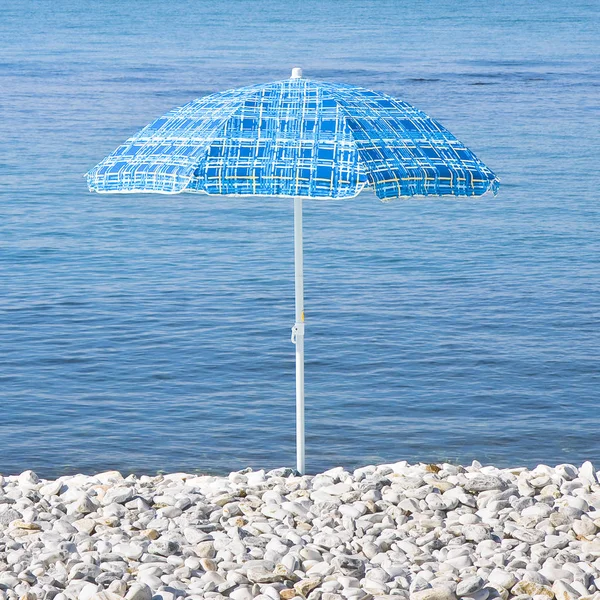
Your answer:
87,72 -> 499,200
87,69 -> 499,474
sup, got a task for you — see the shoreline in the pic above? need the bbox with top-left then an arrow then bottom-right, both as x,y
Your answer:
0,461 -> 599,600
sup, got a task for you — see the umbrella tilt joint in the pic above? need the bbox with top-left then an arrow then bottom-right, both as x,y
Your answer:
291,323 -> 304,344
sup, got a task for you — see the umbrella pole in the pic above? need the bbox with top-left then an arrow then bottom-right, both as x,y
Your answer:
292,196 -> 305,475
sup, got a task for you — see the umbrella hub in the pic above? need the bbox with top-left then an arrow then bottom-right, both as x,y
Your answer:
291,67 -> 303,79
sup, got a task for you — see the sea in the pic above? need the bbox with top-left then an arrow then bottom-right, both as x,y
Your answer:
1,0 -> 599,478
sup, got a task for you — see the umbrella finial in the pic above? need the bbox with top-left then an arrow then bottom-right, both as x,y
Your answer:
291,67 -> 303,79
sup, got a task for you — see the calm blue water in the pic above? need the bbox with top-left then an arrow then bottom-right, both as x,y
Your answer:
1,0 -> 599,478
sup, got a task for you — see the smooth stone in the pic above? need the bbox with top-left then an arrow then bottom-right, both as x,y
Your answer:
39,481 -> 64,497
300,548 -> 322,562
69,563 -> 101,581
428,577 -> 456,592
229,587 -> 254,600
488,570 -> 517,590
339,505 -> 364,519
151,593 -> 177,600
0,509 -> 22,525
11,520 -> 41,531
72,518 -> 95,534
362,580 -> 389,595
281,502 -> 310,518
73,494 -> 97,515
102,487 -> 135,505
569,583 -> 589,598
183,528 -> 209,545
573,519 -> 597,537
463,476 -> 504,493
313,533 -> 340,549
522,505 -> 553,519
18,471 -> 40,488
138,574 -> 163,590
579,462 -> 597,485
246,568 -> 285,584
563,497 -> 589,512
148,540 -> 180,557
202,571 -> 226,586
530,476 -> 552,489
382,563 -> 408,579
338,577 -> 360,590
552,581 -> 581,600
512,529 -> 546,544
321,484 -> 353,497
54,520 -> 77,535
79,584 -> 102,600
343,590 -> 370,600
195,541 -> 216,558
545,535 -> 569,550
462,525 -> 489,543
445,555 -> 472,570
425,494 -> 447,511
522,573 -> 551,586
365,568 -> 389,584
17,571 -> 36,585
540,567 -> 574,584
459,514 -> 481,525
294,579 -> 321,597
281,554 -> 299,573
200,558 -> 217,571
126,583 -> 153,600
396,540 -> 419,556
108,582 -> 127,596
556,465 -> 578,481
411,588 -> 457,600
361,542 -> 379,560
86,593 -> 124,600
307,563 -> 334,577
399,499 -> 421,514
456,577 -> 485,597
512,582 -> 554,598
113,543 -> 144,561
581,540 -> 600,557
321,582 -> 342,593
462,589 -> 489,600
159,506 -> 182,519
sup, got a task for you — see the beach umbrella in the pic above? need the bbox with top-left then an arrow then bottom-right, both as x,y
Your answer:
87,68 -> 499,474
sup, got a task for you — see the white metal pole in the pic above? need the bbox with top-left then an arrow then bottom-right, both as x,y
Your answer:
292,195 -> 305,474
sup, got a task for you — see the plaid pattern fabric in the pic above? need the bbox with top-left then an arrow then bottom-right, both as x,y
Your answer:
87,78 -> 499,199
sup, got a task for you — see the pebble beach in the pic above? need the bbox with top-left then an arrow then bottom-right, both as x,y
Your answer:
1,461 -> 600,600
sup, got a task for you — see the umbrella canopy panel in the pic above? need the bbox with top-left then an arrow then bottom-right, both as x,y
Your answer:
87,78 -> 499,200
